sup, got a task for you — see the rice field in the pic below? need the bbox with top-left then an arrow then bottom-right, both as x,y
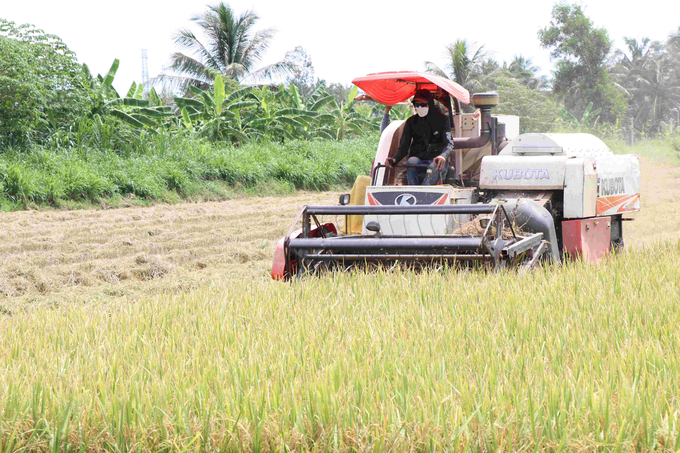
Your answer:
0,147 -> 679,451
1,243 -> 680,452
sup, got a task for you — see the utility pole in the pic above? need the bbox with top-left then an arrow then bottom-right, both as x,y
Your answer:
629,117 -> 634,147
141,49 -> 149,96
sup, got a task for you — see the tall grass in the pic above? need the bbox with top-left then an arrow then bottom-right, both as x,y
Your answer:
1,241 -> 679,451
0,135 -> 377,208
607,138 -> 680,165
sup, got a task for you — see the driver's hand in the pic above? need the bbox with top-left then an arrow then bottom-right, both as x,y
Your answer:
433,156 -> 446,170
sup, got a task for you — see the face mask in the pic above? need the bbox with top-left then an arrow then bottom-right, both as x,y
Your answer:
415,106 -> 429,117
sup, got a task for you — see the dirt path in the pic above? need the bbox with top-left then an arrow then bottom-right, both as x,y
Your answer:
1,157 -> 678,310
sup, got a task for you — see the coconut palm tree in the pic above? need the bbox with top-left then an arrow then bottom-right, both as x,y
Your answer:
507,55 -> 549,90
629,56 -> 680,132
424,39 -> 488,92
613,37 -> 680,134
154,2 -> 294,93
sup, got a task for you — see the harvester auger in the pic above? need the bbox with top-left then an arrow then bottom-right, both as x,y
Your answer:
271,71 -> 640,281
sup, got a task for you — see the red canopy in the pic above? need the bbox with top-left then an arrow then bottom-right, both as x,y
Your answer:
351,71 -> 470,105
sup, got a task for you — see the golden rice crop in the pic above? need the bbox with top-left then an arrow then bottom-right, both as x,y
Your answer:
1,241 -> 680,452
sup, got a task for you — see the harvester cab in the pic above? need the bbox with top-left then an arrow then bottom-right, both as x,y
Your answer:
271,71 -> 640,280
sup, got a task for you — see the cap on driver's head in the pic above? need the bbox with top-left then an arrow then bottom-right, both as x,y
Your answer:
412,89 -> 433,104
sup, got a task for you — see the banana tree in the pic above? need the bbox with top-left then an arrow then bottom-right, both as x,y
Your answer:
174,76 -> 259,142
88,59 -> 173,130
245,85 -> 320,141
315,85 -> 376,139
557,102 -> 602,131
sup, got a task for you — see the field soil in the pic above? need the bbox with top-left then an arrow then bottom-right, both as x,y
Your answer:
1,156 -> 678,309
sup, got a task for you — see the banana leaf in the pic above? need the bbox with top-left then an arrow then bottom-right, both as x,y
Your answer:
225,87 -> 252,104
198,117 -> 223,135
228,100 -> 258,111
345,85 -> 358,106
214,76 -> 225,116
293,126 -> 311,140
126,82 -> 137,98
291,115 -> 314,127
246,118 -> 273,128
104,98 -> 124,107
221,127 -> 249,142
310,95 -> 335,111
137,108 -> 174,119
276,108 -> 313,116
274,88 -> 287,102
277,116 -> 304,129
149,88 -> 161,106
99,59 -> 119,94
181,107 -> 193,129
133,83 -> 144,100
174,97 -> 204,109
190,86 -> 215,107
111,109 -> 144,128
122,98 -> 149,107
289,84 -> 303,109
315,129 -> 335,140
131,114 -> 159,127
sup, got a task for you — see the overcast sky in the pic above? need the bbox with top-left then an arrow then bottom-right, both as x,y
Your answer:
3,0 -> 679,93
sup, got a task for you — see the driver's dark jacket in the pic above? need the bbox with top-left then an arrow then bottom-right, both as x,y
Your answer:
392,110 -> 453,164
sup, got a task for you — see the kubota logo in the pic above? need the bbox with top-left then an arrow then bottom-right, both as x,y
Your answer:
493,168 -> 551,180
395,194 -> 417,205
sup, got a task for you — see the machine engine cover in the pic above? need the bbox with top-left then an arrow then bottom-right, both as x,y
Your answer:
479,155 -> 570,190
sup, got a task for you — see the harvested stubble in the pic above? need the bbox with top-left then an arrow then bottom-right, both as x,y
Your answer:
452,215 -> 521,240
1,241 -> 680,452
0,190 -> 341,308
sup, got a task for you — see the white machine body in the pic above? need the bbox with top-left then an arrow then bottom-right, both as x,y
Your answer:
479,133 -> 641,218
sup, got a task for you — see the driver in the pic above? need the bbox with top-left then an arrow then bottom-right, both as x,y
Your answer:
386,89 -> 453,185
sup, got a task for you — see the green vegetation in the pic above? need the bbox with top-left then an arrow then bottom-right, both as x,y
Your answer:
0,14 -> 377,152
0,136 -> 377,209
1,2 -> 679,210
538,4 -> 626,123
1,242 -> 679,451
608,137 -> 680,165
0,19 -> 92,146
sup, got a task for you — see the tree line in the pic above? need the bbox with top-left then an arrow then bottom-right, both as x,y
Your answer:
1,3 -> 679,150
426,4 -> 680,138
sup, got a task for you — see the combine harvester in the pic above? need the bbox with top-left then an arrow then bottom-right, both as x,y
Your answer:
272,72 -> 640,280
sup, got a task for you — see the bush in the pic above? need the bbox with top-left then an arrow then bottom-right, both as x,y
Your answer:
0,20 -> 93,147
0,136 -> 378,208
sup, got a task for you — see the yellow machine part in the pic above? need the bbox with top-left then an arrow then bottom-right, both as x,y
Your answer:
346,175 -> 370,234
